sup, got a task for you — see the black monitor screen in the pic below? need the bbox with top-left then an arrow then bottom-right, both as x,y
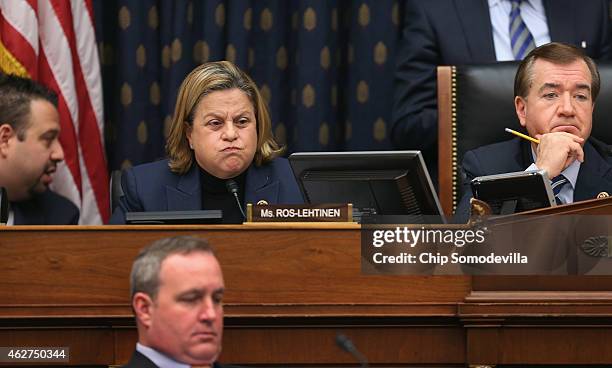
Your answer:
125,210 -> 223,224
289,151 -> 444,224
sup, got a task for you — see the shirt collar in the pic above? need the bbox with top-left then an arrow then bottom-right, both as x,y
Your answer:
530,146 -> 580,189
488,0 -> 544,12
136,343 -> 190,368
561,159 -> 580,189
6,206 -> 13,226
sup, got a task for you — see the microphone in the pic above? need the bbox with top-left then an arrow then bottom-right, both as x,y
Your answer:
335,333 -> 368,368
225,179 -> 246,220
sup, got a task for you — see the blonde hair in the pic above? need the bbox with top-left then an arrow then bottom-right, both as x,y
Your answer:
166,61 -> 283,174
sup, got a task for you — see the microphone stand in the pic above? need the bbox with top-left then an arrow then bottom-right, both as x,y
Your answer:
225,179 -> 246,220
336,333 -> 369,368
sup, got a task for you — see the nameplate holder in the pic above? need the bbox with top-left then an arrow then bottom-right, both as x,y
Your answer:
246,203 -> 352,222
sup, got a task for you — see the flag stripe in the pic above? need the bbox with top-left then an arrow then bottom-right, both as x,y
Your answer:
0,2 -> 37,77
0,35 -> 31,78
70,0 -> 103,130
46,0 -> 107,221
0,0 -> 37,52
70,0 -> 108,220
0,0 -> 109,224
38,1 -> 79,128
38,1 -> 82,197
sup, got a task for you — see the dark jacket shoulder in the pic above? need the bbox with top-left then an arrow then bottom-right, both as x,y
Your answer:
13,190 -> 79,225
109,157 -> 303,224
121,350 -> 245,368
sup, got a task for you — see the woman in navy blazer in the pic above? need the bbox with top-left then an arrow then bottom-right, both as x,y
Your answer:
110,61 -> 303,224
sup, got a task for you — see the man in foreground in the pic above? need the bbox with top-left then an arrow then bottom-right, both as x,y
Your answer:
124,235 -> 235,368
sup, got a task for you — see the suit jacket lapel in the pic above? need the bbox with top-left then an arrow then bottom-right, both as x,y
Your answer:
455,0 -> 497,62
519,138 -> 535,169
245,164 -> 279,205
125,350 -> 159,368
574,141 -> 612,201
165,164 -> 201,211
543,0 -> 575,44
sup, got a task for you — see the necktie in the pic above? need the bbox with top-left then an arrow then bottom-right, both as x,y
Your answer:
551,174 -> 568,205
509,0 -> 536,60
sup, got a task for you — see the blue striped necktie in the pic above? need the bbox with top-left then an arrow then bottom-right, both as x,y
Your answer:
509,0 -> 536,60
551,174 -> 568,205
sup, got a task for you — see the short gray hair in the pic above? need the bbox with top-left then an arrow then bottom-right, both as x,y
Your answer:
130,236 -> 215,300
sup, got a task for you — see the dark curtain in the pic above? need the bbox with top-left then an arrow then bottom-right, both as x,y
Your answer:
93,0 -> 402,170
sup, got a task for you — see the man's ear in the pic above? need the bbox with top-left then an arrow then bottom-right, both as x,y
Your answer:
133,292 -> 155,328
515,96 -> 527,128
0,124 -> 15,156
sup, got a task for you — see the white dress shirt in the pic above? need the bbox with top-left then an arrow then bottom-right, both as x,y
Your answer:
136,343 -> 190,368
6,208 -> 14,225
488,0 -> 551,60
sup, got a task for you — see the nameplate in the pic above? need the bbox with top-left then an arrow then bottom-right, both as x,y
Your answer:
246,203 -> 352,222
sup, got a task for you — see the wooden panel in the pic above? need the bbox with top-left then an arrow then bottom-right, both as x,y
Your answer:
0,225 -> 471,310
0,328 -> 115,366
473,275 -> 612,291
114,328 -> 137,365
467,327 -> 612,364
0,225 -> 470,366
0,320 -> 464,366
222,326 -> 465,365
438,66 -> 454,216
2,225 -> 612,366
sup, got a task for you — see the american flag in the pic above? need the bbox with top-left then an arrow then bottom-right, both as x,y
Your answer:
0,0 -> 109,224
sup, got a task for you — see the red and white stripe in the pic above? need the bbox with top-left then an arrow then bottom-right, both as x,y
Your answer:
0,0 -> 109,224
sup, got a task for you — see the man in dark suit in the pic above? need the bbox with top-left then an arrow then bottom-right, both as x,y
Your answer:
0,74 -> 78,225
392,0 -> 612,183
455,42 -> 612,222
124,236 -> 235,368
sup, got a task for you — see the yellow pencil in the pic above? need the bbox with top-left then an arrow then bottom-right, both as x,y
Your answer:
505,128 -> 540,144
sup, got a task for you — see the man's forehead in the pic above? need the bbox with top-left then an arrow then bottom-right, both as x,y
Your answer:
159,252 -> 223,284
27,99 -> 60,130
531,59 -> 592,84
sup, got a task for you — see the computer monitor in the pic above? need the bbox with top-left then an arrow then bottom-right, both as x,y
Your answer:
289,151 -> 445,223
471,170 -> 556,215
125,210 -> 223,224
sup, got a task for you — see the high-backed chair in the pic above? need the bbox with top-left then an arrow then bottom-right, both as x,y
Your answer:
437,62 -> 612,216
109,170 -> 124,214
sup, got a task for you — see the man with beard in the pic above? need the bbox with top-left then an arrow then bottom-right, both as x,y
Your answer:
0,74 -> 78,225
124,236 -> 237,368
